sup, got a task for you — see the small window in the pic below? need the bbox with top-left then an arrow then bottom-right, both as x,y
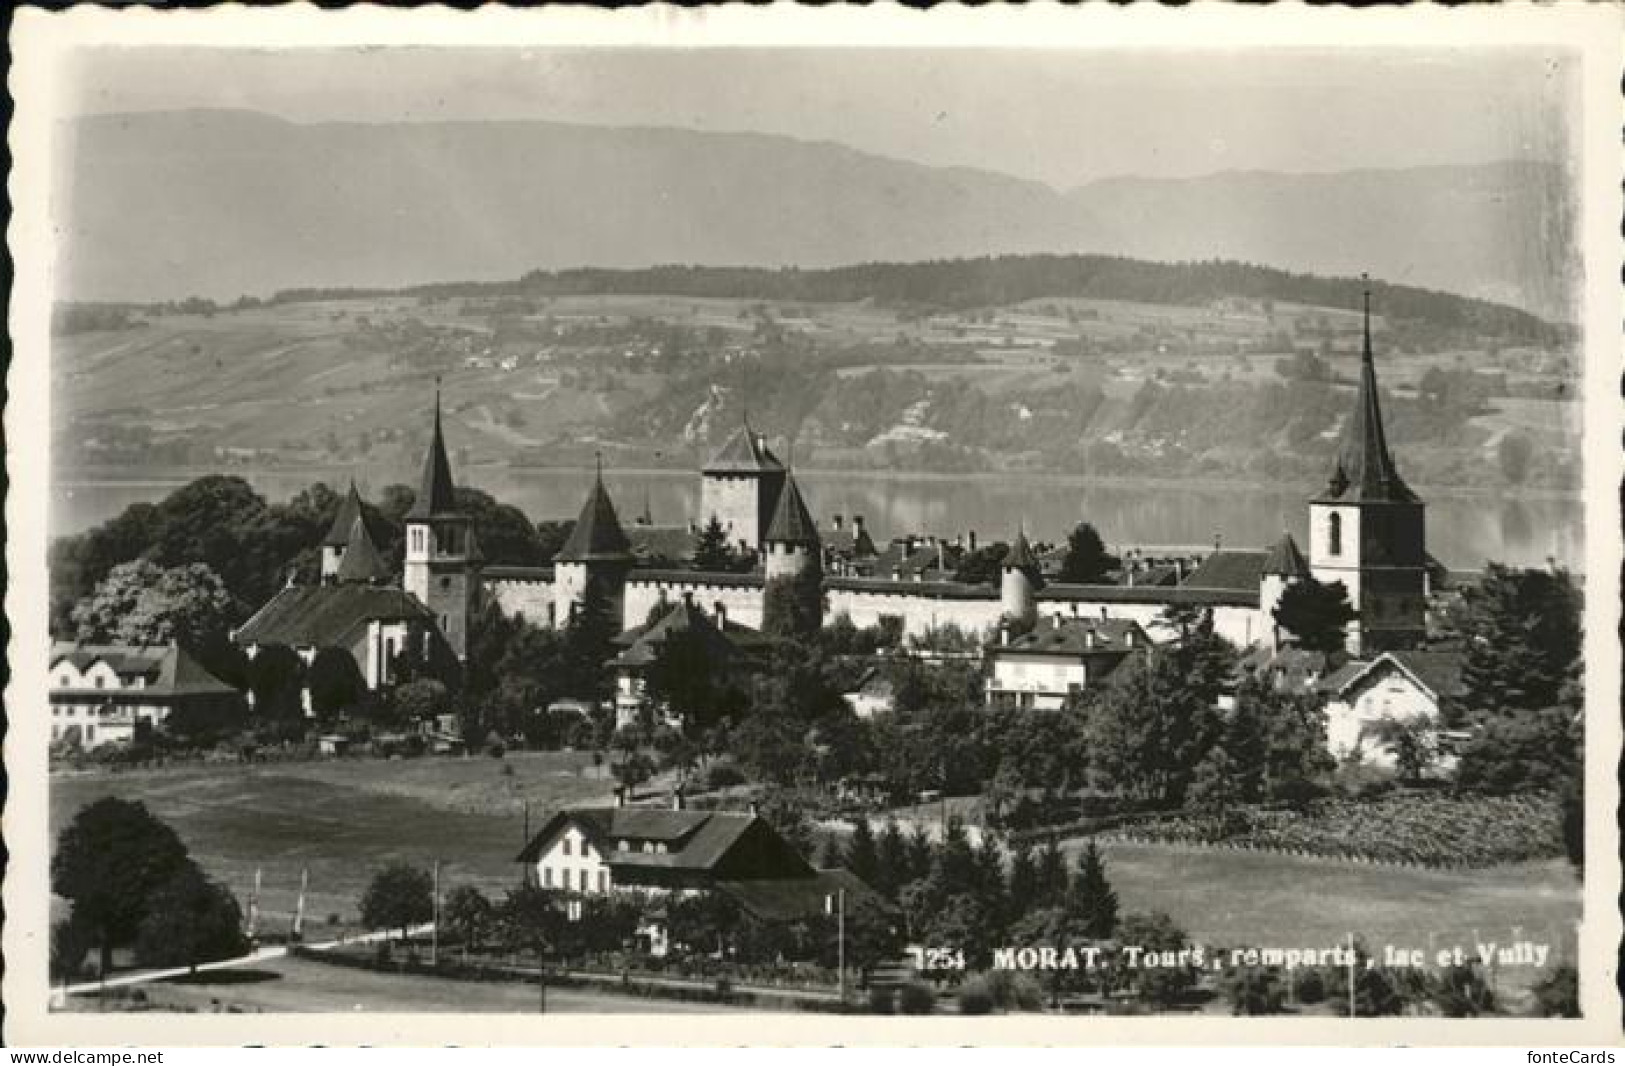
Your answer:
1328,513 -> 1343,556
94,676 -> 104,689
440,577 -> 452,590
542,867 -> 553,887
562,838 -> 572,857
598,870 -> 608,892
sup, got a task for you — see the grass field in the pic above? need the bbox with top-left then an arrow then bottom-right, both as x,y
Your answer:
66,955 -> 763,1014
49,754 -> 620,935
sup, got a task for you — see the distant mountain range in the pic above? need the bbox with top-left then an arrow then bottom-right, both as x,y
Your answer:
57,109 -> 1577,321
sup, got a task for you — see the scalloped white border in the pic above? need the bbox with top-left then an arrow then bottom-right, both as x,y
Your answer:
7,2 -> 1623,1047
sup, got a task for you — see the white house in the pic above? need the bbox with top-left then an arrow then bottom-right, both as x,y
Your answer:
49,642 -> 242,750
1321,650 -> 1466,767
985,616 -> 1148,710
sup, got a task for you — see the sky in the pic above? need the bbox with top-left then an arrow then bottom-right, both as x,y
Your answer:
64,47 -> 1576,188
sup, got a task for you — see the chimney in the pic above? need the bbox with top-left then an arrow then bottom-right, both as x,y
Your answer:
1000,624 -> 1010,646
1127,569 -> 1135,588
682,589 -> 694,608
748,799 -> 760,817
614,786 -> 628,808
853,515 -> 866,538
833,513 -> 844,531
714,601 -> 727,627
1084,630 -> 1097,650
969,530 -> 978,552
1213,531 -> 1223,550
1125,628 -> 1137,648
937,542 -> 946,572
672,786 -> 686,811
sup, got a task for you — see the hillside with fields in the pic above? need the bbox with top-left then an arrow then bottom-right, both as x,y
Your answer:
54,257 -> 1582,497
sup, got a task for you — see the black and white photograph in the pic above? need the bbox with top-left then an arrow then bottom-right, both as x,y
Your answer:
5,3 -> 1621,1046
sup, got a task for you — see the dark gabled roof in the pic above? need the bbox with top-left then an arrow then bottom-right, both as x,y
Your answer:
405,393 -> 462,521
703,423 -> 785,474
764,474 -> 820,546
515,807 -> 781,875
1335,650 -> 1467,702
555,473 -> 635,563
323,482 -> 368,547
1041,582 -> 1259,608
869,541 -> 959,580
1317,286 -> 1419,505
1182,550 -> 1267,593
627,525 -> 698,564
233,584 -> 433,648
1261,532 -> 1312,578
50,642 -> 238,698
334,513 -> 391,584
712,869 -> 889,923
609,597 -> 768,668
824,527 -> 879,559
998,616 -> 1146,658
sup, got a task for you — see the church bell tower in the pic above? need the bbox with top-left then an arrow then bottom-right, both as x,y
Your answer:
1307,278 -> 1427,655
403,388 -> 480,660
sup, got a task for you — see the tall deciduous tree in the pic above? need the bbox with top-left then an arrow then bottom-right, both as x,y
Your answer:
359,864 -> 435,941
134,864 -> 249,972
1272,576 -> 1356,654
52,798 -> 193,973
71,559 -> 242,664
307,647 -> 368,720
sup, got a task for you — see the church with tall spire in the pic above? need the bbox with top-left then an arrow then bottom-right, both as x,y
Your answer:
403,386 -> 482,660
1307,278 -> 1428,654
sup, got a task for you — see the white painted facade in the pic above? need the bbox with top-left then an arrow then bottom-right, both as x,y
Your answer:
985,655 -> 1089,710
1323,659 -> 1442,767
700,473 -> 764,553
530,823 -> 615,895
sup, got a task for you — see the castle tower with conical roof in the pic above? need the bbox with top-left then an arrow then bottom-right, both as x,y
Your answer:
553,460 -> 636,630
321,480 -> 368,583
403,388 -> 479,660
700,418 -> 788,554
1260,530 -> 1311,651
762,472 -> 820,584
1307,278 -> 1427,655
1000,526 -> 1041,628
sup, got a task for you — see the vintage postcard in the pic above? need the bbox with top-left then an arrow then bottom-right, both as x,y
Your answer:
6,3 -> 1622,1047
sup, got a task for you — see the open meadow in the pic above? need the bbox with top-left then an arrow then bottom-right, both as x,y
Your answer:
49,756 -> 1580,1004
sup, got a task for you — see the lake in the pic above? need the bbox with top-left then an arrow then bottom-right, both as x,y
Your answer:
52,465 -> 1583,573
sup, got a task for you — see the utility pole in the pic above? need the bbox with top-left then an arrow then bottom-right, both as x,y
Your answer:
1346,932 -> 1357,1019
246,867 -> 262,941
293,867 -> 308,943
431,859 -> 441,967
837,887 -> 847,1006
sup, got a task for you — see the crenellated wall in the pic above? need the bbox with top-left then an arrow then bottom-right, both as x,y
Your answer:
625,575 -> 767,631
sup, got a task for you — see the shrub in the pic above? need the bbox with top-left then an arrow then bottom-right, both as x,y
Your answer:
707,764 -> 747,791
985,968 -> 1044,1011
1531,966 -> 1579,1018
866,985 -> 896,1015
1293,968 -> 1327,1005
956,977 -> 995,1015
897,980 -> 936,1015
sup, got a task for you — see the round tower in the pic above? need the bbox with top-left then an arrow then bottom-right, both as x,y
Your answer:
553,462 -> 635,631
1000,528 -> 1041,629
1260,530 -> 1311,650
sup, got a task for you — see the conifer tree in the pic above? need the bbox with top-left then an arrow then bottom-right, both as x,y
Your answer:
1005,840 -> 1039,923
845,817 -> 881,887
1034,836 -> 1069,908
1068,839 -> 1119,939
691,515 -> 735,573
875,819 -> 910,900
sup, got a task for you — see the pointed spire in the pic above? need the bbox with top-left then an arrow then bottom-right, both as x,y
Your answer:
1004,525 -> 1038,573
406,384 -> 460,520
556,465 -> 634,563
322,480 -> 368,547
1262,530 -> 1311,578
335,513 -> 390,584
765,473 -> 820,546
1319,276 -> 1417,503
